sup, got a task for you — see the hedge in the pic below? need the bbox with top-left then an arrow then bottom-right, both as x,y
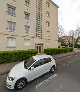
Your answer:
44,48 -> 73,55
0,50 -> 38,64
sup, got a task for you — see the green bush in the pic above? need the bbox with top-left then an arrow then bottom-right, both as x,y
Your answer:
44,48 -> 73,55
0,50 -> 38,64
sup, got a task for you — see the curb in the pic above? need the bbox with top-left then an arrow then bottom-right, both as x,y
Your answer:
54,52 -> 80,60
0,70 -> 10,75
0,51 -> 80,75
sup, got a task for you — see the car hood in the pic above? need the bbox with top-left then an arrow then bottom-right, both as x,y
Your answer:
8,61 -> 28,77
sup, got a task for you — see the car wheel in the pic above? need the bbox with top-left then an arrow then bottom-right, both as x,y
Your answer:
14,78 -> 27,90
50,66 -> 55,73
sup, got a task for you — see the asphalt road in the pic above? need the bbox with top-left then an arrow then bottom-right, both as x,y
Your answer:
0,53 -> 80,92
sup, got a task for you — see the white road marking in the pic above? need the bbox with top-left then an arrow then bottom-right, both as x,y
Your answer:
63,63 -> 70,67
54,84 -> 63,92
36,74 -> 58,89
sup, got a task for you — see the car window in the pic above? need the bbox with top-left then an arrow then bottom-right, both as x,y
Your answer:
24,57 -> 35,69
32,62 -> 40,68
38,59 -> 45,65
32,59 -> 44,68
32,57 -> 51,68
43,57 -> 51,64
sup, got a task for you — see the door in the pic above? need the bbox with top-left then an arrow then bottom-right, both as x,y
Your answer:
36,44 -> 43,53
42,57 -> 52,73
36,46 -> 41,53
27,60 -> 45,81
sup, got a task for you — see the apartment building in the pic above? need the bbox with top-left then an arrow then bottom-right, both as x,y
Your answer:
0,0 -> 58,53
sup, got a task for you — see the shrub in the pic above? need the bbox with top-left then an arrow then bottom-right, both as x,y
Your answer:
44,48 -> 73,55
0,50 -> 38,64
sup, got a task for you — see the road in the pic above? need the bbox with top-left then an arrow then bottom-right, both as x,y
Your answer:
0,52 -> 80,92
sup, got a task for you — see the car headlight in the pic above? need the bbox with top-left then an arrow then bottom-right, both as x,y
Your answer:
8,76 -> 15,81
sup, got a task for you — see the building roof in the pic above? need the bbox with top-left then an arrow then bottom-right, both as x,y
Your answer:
48,0 -> 59,8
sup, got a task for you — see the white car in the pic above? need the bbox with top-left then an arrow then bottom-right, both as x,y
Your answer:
6,54 -> 56,90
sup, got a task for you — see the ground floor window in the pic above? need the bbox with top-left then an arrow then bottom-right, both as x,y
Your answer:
7,37 -> 16,47
24,39 -> 30,46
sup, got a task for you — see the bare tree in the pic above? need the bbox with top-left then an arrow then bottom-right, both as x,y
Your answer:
68,29 -> 78,48
69,29 -> 78,39
58,25 -> 66,37
69,30 -> 74,36
76,27 -> 80,37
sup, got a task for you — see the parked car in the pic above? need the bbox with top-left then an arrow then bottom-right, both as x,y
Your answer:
6,54 -> 56,90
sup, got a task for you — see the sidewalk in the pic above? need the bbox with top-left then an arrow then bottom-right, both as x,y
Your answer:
0,50 -> 80,75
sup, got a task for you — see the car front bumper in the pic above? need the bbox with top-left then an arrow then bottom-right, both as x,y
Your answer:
6,77 -> 16,89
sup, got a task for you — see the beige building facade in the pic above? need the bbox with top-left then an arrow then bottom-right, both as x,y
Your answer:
0,0 -> 58,53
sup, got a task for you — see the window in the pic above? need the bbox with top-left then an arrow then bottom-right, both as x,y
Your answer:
43,58 -> 51,64
46,39 -> 50,46
7,37 -> 16,47
24,57 -> 35,69
25,0 -> 30,7
32,57 -> 51,68
7,4 -> 16,16
24,39 -> 30,46
46,21 -> 50,27
8,21 -> 16,31
13,0 -> 16,2
33,62 -> 40,68
46,31 -> 50,37
38,59 -> 45,65
46,11 -> 50,17
32,59 -> 44,68
24,12 -> 30,20
36,32 -> 42,38
46,2 -> 50,8
25,25 -> 30,33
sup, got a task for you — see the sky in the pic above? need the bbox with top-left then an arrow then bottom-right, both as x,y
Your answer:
53,0 -> 80,34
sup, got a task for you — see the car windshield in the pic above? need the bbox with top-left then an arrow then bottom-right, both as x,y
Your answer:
24,57 -> 35,69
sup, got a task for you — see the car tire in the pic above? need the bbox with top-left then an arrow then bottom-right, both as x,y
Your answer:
14,78 -> 27,90
50,66 -> 55,73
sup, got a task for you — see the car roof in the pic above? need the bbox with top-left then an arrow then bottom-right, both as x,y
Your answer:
33,54 -> 52,61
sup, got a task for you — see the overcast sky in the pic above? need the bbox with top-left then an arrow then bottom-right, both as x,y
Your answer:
53,0 -> 80,34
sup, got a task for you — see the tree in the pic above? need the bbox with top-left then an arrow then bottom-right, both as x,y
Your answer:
68,29 -> 79,39
58,25 -> 66,37
68,30 -> 74,36
76,27 -> 80,37
68,30 -> 75,48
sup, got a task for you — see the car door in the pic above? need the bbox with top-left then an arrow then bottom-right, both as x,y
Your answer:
42,57 -> 52,73
27,59 -> 45,81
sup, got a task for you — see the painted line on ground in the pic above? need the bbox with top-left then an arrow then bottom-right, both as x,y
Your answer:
36,74 -> 58,89
54,84 -> 63,92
